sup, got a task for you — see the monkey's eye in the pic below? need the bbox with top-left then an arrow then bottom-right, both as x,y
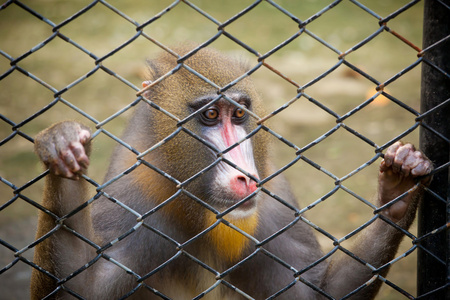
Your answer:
234,108 -> 246,119
232,107 -> 248,124
202,108 -> 219,122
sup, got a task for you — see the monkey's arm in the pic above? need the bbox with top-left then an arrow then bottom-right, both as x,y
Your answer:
31,121 -> 97,299
322,142 -> 432,299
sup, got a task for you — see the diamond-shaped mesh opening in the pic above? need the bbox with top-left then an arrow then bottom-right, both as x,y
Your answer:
1,0 -> 448,299
140,2 -> 221,46
23,1 -> 96,25
304,65 -> 376,116
0,4 -> 50,57
59,70 -> 138,122
299,128 -> 376,177
263,33 -> 342,89
344,32 -> 422,82
224,2 -> 301,54
14,37 -> 95,90
307,187 -> 375,239
305,1 -> 381,52
57,4 -> 140,58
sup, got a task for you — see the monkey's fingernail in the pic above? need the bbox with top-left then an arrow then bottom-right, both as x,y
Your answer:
71,164 -> 81,173
384,158 -> 392,167
78,130 -> 91,144
401,165 -> 410,177
78,157 -> 90,169
411,162 -> 428,176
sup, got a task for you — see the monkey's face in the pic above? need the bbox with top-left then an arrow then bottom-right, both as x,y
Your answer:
185,92 -> 262,218
143,46 -> 269,219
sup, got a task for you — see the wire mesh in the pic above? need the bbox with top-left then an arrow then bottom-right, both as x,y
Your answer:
0,0 -> 448,299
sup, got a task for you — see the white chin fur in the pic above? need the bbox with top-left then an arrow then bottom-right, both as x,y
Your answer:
225,203 -> 258,220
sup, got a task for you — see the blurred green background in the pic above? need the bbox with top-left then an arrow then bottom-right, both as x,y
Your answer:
0,0 -> 425,299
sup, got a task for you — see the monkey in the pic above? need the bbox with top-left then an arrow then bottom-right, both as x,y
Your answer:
30,46 -> 433,299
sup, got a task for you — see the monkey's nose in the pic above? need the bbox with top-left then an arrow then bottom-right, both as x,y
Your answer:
231,174 -> 258,198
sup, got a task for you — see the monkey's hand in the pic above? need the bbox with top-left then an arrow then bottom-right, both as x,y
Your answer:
35,121 -> 91,180
377,141 -> 432,225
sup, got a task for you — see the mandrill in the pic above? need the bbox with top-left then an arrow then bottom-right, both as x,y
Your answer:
31,46 -> 432,299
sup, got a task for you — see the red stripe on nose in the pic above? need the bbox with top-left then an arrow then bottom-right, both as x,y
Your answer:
221,118 -> 234,147
221,119 -> 248,169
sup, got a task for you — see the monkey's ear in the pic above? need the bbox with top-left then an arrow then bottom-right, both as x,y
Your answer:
141,80 -> 153,99
238,57 -> 252,73
145,59 -> 160,82
142,59 -> 162,99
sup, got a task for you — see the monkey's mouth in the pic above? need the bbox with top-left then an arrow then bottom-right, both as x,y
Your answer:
234,197 -> 256,209
217,191 -> 259,214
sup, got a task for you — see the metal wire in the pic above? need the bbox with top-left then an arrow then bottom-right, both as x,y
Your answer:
0,0 -> 448,299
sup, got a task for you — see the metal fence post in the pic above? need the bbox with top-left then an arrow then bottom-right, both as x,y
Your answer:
418,0 -> 450,298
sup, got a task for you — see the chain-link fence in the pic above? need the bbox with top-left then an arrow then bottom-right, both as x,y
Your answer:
0,0 -> 448,299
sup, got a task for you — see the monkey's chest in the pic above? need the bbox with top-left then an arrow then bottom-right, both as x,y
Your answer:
148,262 -> 237,300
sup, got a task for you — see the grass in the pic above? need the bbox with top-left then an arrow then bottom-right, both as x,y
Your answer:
0,0 -> 425,299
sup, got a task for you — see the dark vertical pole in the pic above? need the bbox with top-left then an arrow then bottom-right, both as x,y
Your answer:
418,0 -> 450,298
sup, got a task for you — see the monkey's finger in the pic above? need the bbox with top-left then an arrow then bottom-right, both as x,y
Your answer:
384,141 -> 403,167
379,160 -> 389,173
400,150 -> 422,177
51,157 -> 77,179
411,159 -> 432,177
69,142 -> 90,169
392,143 -> 415,173
39,142 -> 59,168
61,148 -> 81,173
78,129 -> 91,145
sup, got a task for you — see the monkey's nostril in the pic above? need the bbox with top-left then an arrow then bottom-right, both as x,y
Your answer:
236,175 -> 247,183
234,175 -> 257,196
